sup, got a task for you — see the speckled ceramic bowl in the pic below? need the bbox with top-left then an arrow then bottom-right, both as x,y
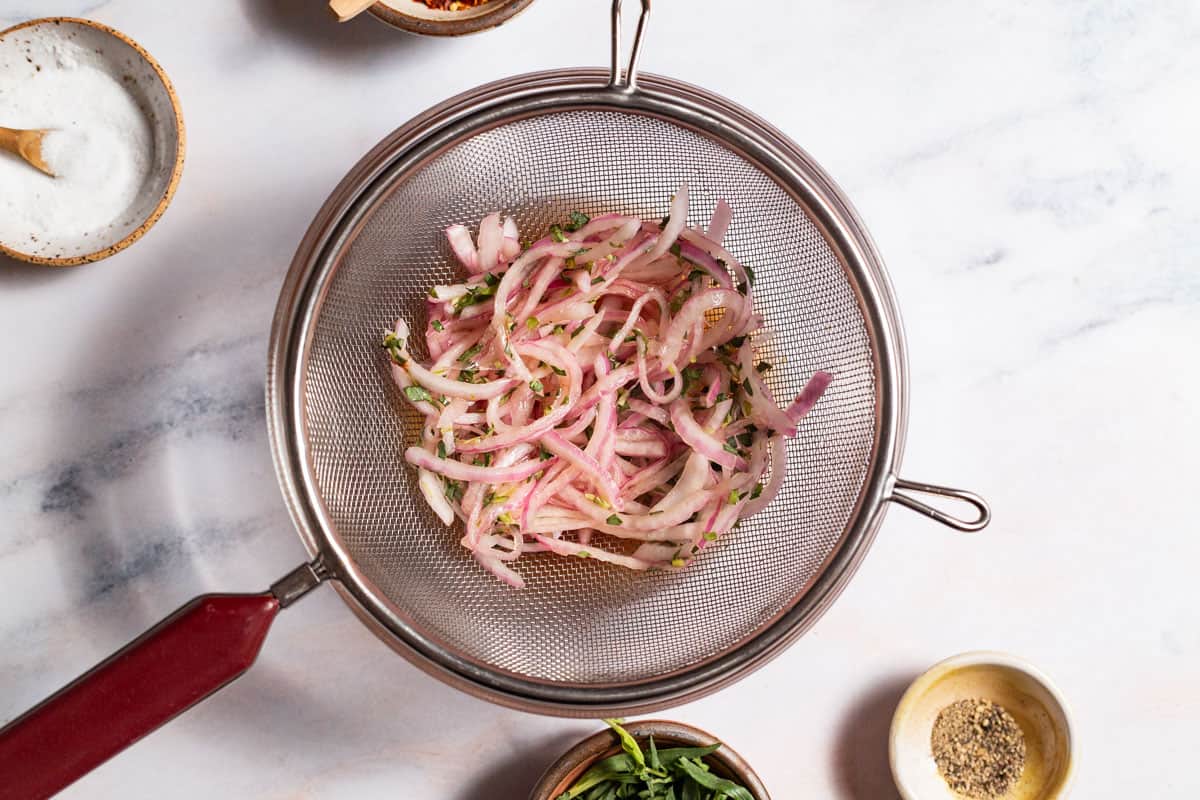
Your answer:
529,720 -> 771,800
0,18 -> 184,266
890,652 -> 1076,800
368,0 -> 536,36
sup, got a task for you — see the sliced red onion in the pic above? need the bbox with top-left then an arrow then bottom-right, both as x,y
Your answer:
542,431 -> 622,509
446,224 -> 479,272
477,212 -> 503,273
405,446 -> 546,484
670,399 -> 747,471
533,535 -> 654,570
501,216 -> 521,261
786,371 -> 834,423
392,191 -> 830,586
708,199 -> 732,244
646,183 -> 689,261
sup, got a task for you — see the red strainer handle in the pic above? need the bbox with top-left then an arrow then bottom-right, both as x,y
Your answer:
0,593 -> 279,798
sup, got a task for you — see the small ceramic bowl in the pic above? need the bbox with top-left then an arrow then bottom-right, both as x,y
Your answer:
530,720 -> 772,800
368,0 -> 536,36
0,18 -> 184,266
890,652 -> 1075,800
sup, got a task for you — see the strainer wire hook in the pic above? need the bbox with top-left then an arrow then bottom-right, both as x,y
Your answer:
610,0 -> 652,92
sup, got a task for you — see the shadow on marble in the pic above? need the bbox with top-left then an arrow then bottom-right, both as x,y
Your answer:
29,229 -> 275,639
0,253 -> 75,288
243,0 -> 440,57
454,730 -> 569,800
832,673 -> 912,800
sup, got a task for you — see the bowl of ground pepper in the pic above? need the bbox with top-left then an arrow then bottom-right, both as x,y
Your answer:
366,0 -> 537,36
890,652 -> 1075,800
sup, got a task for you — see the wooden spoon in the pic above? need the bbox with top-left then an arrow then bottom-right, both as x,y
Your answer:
329,0 -> 377,22
0,126 -> 54,177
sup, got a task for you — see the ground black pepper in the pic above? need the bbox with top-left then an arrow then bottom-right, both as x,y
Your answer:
931,698 -> 1027,799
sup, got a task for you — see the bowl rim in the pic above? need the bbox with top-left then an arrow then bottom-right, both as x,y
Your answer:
528,719 -> 772,800
888,650 -> 1077,800
367,0 -> 537,36
0,16 -> 186,268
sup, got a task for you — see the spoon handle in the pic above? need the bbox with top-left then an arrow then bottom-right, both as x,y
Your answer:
329,0 -> 377,22
0,126 -> 54,176
0,125 -> 23,158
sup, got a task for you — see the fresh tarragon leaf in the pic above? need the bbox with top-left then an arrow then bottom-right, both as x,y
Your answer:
674,758 -> 754,800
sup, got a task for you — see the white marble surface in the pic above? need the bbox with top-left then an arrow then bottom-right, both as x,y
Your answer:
1,1 -> 1197,797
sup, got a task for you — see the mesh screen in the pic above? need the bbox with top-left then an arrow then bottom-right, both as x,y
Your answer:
302,110 -> 877,685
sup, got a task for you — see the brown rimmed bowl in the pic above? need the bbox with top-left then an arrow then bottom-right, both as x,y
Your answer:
529,720 -> 772,800
367,0 -> 536,36
0,17 -> 185,267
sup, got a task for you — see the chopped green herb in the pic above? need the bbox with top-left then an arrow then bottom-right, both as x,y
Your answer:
459,343 -> 483,363
483,272 -> 500,288
496,511 -> 516,526
444,480 -> 463,503
703,531 -> 718,541
591,276 -> 604,285
751,482 -> 764,500
565,211 -> 590,232
728,489 -> 741,505
550,365 -> 567,376
606,514 -> 623,526
742,377 -> 754,396
436,440 -> 447,459
452,282 -> 496,313
549,224 -> 568,242
431,319 -> 444,332
427,287 -> 439,299
403,385 -> 432,403
576,550 -> 590,558
687,268 -> 708,281
585,493 -> 612,509
723,440 -> 740,455
669,241 -> 682,258
552,324 -> 567,335
529,379 -> 544,393
526,316 -> 540,330
671,557 -> 686,568
744,264 -> 756,285
382,331 -> 406,364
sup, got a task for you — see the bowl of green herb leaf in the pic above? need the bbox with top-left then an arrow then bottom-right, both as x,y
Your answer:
530,719 -> 769,800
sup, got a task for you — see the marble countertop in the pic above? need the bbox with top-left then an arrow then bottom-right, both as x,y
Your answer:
2,1 -> 1197,797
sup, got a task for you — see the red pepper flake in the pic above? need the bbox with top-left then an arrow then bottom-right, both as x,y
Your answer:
419,0 -> 489,9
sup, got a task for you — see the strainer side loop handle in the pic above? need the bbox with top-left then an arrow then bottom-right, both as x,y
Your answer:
888,478 -> 991,532
610,0 -> 651,91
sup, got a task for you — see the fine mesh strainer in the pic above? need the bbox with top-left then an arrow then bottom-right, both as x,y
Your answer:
0,2 -> 989,794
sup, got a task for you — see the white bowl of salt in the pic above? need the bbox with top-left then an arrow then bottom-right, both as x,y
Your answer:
0,17 -> 184,266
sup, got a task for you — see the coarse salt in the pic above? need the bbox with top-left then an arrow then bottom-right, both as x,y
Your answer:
0,36 -> 154,252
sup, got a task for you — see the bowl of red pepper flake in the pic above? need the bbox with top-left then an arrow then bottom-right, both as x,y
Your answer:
366,0 -> 537,36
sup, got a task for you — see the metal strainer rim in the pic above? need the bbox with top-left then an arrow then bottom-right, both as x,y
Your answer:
267,68 -> 909,715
